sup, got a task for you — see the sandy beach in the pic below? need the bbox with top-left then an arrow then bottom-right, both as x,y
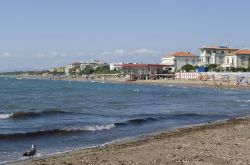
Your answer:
11,117 -> 250,165
68,77 -> 250,90
133,79 -> 250,89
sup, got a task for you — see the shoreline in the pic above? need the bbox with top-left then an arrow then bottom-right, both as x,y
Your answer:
3,75 -> 250,89
68,78 -> 250,90
11,116 -> 250,165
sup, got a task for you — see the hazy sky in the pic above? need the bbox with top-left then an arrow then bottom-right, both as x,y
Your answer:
0,0 -> 250,71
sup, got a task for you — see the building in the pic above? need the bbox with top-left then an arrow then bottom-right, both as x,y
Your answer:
80,60 -> 108,70
199,46 -> 239,67
48,67 -> 65,74
222,49 -> 250,69
110,63 -> 123,70
120,63 -> 171,80
65,62 -> 82,75
235,50 -> 250,68
161,52 -> 198,72
56,67 -> 65,73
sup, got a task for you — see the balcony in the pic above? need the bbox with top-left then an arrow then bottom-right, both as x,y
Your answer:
198,62 -> 209,66
221,63 -> 235,68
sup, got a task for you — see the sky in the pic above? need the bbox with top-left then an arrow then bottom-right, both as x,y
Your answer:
0,0 -> 250,71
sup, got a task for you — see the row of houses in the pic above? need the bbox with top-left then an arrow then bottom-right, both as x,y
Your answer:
49,60 -> 108,75
49,45 -> 250,78
161,46 -> 250,72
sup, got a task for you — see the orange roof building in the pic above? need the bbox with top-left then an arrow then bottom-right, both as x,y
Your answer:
162,51 -> 198,71
168,51 -> 196,57
221,49 -> 250,69
235,49 -> 250,55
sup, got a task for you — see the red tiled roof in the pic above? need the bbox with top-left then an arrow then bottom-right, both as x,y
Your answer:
200,46 -> 239,51
168,52 -> 196,57
236,49 -> 250,55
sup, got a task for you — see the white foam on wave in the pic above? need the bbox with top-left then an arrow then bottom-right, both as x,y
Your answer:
133,89 -> 141,92
63,123 -> 116,132
84,124 -> 115,131
0,152 -> 42,165
239,104 -> 249,107
0,113 -> 13,120
235,100 -> 250,102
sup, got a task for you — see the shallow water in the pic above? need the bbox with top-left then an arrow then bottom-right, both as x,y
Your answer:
0,78 -> 249,163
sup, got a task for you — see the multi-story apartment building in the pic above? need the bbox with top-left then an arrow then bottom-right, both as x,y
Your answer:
199,46 -> 239,67
222,50 -> 250,69
161,52 -> 198,72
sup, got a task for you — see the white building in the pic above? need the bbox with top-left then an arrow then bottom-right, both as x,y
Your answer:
65,62 -> 82,75
199,46 -> 239,67
110,63 -> 123,70
161,52 -> 198,72
80,60 -> 107,70
222,49 -> 250,69
236,50 -> 250,68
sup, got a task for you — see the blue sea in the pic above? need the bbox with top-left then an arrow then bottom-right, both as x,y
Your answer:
0,77 -> 249,163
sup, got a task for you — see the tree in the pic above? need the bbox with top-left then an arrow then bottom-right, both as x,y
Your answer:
193,65 -> 199,70
69,68 -> 76,75
207,64 -> 217,71
94,66 -> 119,74
181,64 -> 194,72
80,66 -> 94,75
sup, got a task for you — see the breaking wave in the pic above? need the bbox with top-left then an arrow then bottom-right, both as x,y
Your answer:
0,113 -> 13,120
235,100 -> 250,102
0,110 -> 72,120
0,113 -> 228,140
0,124 -> 115,140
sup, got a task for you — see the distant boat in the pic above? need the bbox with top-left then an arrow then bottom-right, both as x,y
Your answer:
16,77 -> 23,80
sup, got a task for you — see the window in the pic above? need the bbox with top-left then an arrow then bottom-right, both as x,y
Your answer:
241,56 -> 246,65
185,59 -> 188,64
213,50 -> 216,53
219,57 -> 223,64
221,51 -> 224,54
227,57 -> 229,64
192,59 -> 196,64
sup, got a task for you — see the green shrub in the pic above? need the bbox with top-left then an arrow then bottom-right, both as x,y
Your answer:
181,64 -> 194,72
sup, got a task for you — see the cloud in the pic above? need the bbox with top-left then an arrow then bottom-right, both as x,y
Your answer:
101,49 -> 126,56
133,49 -> 161,55
98,48 -> 163,63
101,48 -> 161,57
36,51 -> 68,59
0,52 -> 13,58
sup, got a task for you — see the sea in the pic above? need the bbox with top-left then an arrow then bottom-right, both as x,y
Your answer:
0,77 -> 249,163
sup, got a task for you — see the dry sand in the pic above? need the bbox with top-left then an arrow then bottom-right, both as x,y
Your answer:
130,79 -> 250,90
64,77 -> 250,90
11,117 -> 250,165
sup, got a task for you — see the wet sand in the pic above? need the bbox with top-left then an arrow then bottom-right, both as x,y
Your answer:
11,117 -> 250,165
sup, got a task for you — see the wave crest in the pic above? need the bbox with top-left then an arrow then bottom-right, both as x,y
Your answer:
0,113 -> 13,120
235,100 -> 250,102
0,124 -> 115,140
0,110 -> 71,120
